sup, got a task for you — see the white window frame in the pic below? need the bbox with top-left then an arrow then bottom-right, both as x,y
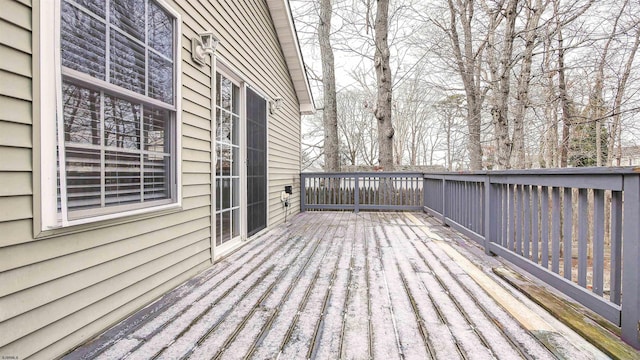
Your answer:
39,0 -> 182,230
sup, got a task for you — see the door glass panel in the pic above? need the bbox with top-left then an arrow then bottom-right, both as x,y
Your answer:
215,72 -> 241,247
246,88 -> 267,236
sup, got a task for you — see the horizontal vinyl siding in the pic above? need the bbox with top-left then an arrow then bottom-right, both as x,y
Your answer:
206,0 -> 301,227
0,0 -> 33,237
8,251 -> 211,360
1,0 -> 306,357
174,0 -> 302,229
0,0 -> 214,358
0,95 -> 32,125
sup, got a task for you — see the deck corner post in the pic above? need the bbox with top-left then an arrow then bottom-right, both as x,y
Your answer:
300,174 -> 306,212
622,173 -> 640,349
354,176 -> 360,213
484,175 -> 493,255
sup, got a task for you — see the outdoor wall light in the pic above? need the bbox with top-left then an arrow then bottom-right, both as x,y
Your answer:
270,97 -> 283,114
191,32 -> 219,66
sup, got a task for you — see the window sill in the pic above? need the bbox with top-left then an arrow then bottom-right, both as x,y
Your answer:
34,202 -> 183,240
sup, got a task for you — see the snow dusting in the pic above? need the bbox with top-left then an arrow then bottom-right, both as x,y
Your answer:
67,212 -> 610,360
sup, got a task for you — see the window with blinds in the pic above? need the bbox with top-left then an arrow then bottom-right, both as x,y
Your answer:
57,0 -> 178,220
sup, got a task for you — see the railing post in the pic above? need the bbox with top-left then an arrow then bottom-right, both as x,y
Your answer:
622,174 -> 640,349
420,173 -> 427,212
354,176 -> 360,213
484,175 -> 493,255
300,174 -> 306,212
441,176 -> 447,225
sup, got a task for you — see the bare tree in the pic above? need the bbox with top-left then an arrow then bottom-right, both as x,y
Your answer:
608,10 -> 640,166
374,0 -> 394,170
442,0 -> 486,170
319,0 -> 341,172
512,0 -> 548,168
485,0 -> 519,169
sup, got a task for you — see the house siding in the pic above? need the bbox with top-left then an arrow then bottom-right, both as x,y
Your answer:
0,0 -> 302,359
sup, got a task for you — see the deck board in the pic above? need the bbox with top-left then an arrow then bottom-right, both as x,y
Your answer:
66,212 -> 608,360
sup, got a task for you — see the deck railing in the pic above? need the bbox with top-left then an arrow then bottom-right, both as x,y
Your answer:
300,169 -> 640,349
300,172 -> 423,212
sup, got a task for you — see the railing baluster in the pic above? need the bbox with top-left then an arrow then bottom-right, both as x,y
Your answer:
578,188 -> 588,287
532,186 -> 539,264
516,184 -> 523,255
524,185 -> 531,260
541,186 -> 550,269
508,185 -> 515,251
552,187 -> 561,274
593,189 -> 605,296
502,184 -> 508,247
354,176 -> 360,213
485,178 -> 494,255
610,190 -> 622,305
442,177 -> 447,224
563,187 -> 573,281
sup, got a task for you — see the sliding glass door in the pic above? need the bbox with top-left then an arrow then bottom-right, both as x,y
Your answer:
214,70 -> 268,249
246,88 -> 267,236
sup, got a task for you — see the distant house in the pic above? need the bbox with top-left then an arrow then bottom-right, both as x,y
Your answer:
619,146 -> 640,166
0,0 -> 313,358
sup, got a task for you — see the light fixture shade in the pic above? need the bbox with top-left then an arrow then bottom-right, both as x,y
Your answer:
192,32 -> 219,66
270,97 -> 283,114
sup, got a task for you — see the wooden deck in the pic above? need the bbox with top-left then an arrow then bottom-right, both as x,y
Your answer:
65,212 -> 608,359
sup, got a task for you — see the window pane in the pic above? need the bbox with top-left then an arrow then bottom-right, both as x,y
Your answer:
217,111 -> 231,143
215,178 -> 221,211
221,178 -> 231,209
232,83 -> 240,115
105,95 -> 141,149
219,145 -> 232,176
148,1 -> 173,58
110,0 -> 145,41
73,0 -> 106,18
144,154 -> 170,200
231,114 -> 239,145
105,150 -> 141,206
232,146 -> 239,176
65,146 -> 102,211
220,77 -> 232,112
110,29 -> 145,94
221,210 -> 231,243
232,178 -> 239,207
62,82 -> 101,145
143,106 -> 169,152
148,52 -> 173,104
61,2 -> 106,80
232,209 -> 240,238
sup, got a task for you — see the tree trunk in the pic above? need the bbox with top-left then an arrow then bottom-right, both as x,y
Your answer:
374,0 -> 394,170
556,26 -> 571,167
489,0 -> 519,170
608,19 -> 640,166
513,0 -> 544,168
447,0 -> 483,170
319,0 -> 340,172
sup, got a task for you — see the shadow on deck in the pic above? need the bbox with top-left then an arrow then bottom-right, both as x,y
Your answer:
66,212 -> 614,359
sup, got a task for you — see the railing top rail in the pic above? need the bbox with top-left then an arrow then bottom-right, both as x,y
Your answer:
424,166 -> 639,177
301,171 -> 424,177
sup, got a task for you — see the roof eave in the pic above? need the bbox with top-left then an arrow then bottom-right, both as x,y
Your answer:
266,0 -> 315,115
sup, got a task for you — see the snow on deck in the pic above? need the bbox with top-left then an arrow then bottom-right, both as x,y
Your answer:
65,212 -> 602,360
